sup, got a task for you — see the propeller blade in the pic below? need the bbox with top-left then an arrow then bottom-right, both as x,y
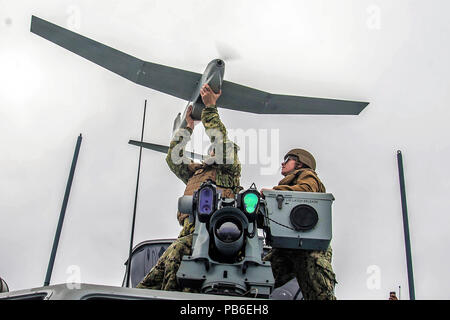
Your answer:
216,41 -> 241,62
219,80 -> 368,115
128,140 -> 204,161
30,16 -> 201,101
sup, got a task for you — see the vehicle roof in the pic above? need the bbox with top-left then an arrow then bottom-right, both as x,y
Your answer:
0,283 -> 262,300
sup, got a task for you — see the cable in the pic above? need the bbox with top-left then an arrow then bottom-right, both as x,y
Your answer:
266,216 -> 296,231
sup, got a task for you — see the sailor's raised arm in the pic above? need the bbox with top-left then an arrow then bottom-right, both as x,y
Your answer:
166,105 -> 197,184
200,84 -> 228,142
200,84 -> 240,171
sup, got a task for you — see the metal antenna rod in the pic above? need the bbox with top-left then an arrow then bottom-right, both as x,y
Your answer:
397,150 -> 416,300
126,100 -> 147,287
44,134 -> 82,286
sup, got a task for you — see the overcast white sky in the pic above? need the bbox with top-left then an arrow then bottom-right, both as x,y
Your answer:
1,0 -> 449,300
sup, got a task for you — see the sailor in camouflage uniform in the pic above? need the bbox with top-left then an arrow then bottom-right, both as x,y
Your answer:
137,84 -> 241,291
262,149 -> 337,300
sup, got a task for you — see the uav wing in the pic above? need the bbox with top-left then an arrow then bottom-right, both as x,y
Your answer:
31,15 -> 368,115
128,140 -> 204,161
219,81 -> 368,115
31,16 -> 201,101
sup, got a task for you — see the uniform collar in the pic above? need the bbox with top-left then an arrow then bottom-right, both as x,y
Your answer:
278,168 -> 312,185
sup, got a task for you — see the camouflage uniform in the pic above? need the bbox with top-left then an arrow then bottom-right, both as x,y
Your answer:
137,105 -> 241,291
136,219 -> 196,291
263,168 -> 338,300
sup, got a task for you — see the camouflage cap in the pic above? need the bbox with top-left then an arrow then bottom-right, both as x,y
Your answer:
284,149 -> 316,171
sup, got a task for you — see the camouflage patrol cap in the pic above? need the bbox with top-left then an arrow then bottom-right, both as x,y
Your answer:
284,149 -> 316,171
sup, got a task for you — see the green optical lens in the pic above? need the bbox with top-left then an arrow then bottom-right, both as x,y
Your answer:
243,193 -> 259,214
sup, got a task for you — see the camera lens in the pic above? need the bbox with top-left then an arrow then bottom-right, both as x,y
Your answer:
215,220 -> 242,243
209,207 -> 248,260
289,205 -> 318,231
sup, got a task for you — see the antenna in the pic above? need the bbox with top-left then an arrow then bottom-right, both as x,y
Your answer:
397,150 -> 416,300
44,134 -> 82,286
125,100 -> 147,288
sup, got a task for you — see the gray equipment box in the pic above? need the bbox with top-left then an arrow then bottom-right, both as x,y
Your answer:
263,190 -> 334,251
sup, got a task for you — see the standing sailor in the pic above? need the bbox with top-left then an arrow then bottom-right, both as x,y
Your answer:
137,84 -> 241,291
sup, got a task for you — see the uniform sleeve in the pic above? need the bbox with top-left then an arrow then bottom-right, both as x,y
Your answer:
166,127 -> 194,185
201,105 -> 241,173
273,171 -> 321,192
201,105 -> 228,142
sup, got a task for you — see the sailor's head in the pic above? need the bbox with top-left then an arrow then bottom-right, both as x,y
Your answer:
281,148 -> 316,176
